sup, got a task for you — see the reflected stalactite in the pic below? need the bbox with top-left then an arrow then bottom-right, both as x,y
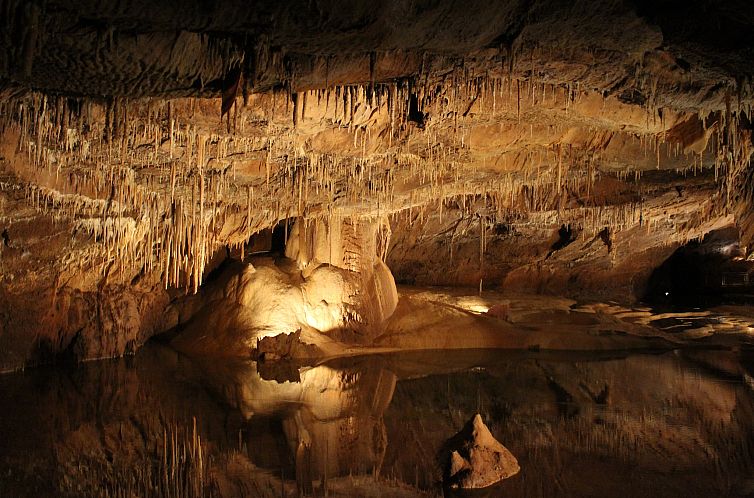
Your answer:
180,352 -> 397,493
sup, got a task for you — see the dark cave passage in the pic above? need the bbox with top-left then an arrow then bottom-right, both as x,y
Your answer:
643,227 -> 754,307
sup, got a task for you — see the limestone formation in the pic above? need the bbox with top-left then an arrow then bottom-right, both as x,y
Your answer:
443,414 -> 520,489
170,217 -> 398,357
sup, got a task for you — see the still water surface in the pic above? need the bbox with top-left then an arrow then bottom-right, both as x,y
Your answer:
1,344 -> 753,497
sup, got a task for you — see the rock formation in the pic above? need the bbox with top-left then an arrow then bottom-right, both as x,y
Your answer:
169,216 -> 398,357
443,414 -> 520,489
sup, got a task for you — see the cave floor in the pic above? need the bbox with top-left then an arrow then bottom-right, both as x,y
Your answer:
384,286 -> 754,348
305,287 -> 754,360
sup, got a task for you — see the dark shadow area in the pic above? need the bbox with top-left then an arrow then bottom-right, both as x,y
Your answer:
546,224 -> 578,258
643,227 -> 754,308
407,92 -> 426,128
443,476 -> 521,498
270,219 -> 293,255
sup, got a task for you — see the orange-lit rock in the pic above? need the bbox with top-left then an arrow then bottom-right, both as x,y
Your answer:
443,414 -> 520,489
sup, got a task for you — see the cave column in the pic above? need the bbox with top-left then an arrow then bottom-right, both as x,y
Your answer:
285,216 -> 398,326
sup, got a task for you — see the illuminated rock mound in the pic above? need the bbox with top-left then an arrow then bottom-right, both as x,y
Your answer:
170,217 -> 398,357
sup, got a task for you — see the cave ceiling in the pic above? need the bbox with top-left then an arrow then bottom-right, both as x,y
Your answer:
0,0 -> 753,294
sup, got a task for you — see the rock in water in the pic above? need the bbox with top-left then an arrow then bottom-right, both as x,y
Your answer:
443,414 -> 520,489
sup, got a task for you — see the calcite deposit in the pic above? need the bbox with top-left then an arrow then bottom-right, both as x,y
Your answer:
443,414 -> 520,489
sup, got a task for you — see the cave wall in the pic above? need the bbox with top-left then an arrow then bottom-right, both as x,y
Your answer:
0,178 -> 172,373
388,173 -> 733,301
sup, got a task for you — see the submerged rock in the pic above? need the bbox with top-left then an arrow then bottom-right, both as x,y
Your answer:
443,414 -> 520,489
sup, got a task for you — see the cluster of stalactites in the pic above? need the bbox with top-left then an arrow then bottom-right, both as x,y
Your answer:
1,68 -> 751,291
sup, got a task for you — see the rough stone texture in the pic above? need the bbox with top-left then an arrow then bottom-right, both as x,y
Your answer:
387,173 -> 734,301
0,171 -> 170,372
3,0 -> 754,106
443,414 -> 520,489
170,252 -> 398,358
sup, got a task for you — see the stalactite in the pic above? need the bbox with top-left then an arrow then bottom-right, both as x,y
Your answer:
4,63 -> 749,294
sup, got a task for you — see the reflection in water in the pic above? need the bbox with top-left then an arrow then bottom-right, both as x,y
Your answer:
1,345 -> 754,497
187,354 -> 396,494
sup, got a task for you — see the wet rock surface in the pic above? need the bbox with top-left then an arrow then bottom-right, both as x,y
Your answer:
442,414 -> 520,489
